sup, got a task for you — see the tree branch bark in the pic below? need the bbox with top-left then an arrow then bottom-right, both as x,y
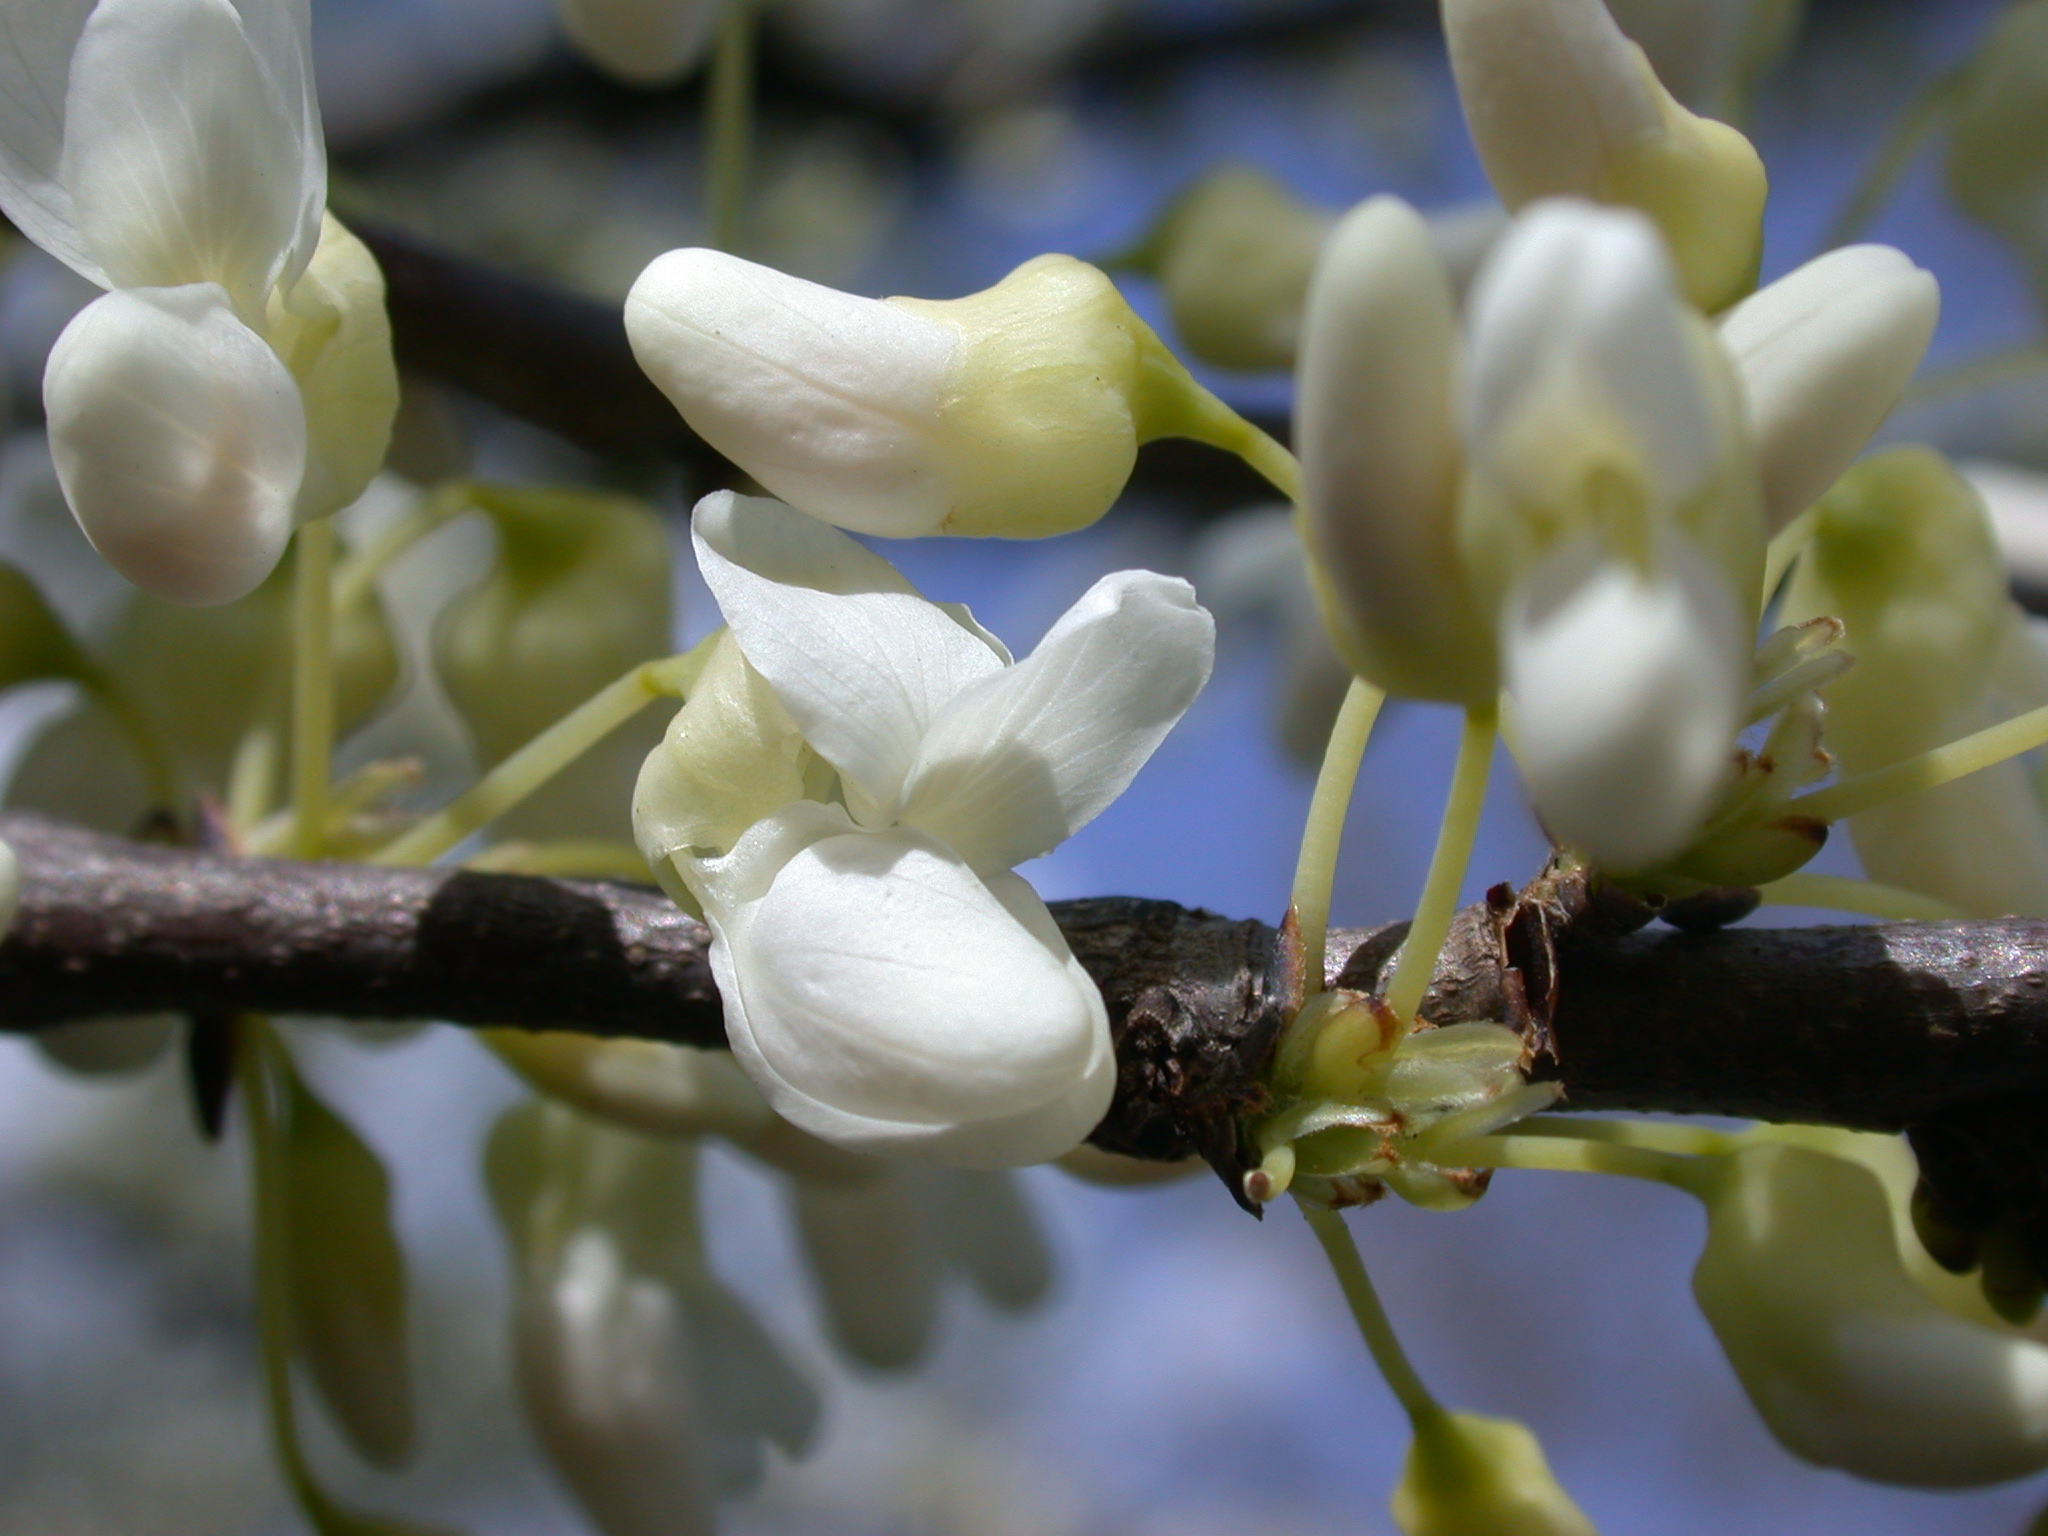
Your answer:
8,813 -> 2048,1178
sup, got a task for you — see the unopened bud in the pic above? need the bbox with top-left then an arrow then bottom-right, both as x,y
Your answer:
1443,0 -> 1768,311
557,0 -> 730,87
627,249 -> 1275,538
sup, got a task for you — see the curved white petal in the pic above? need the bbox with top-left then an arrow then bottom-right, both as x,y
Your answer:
786,1170 -> 942,1369
1505,534 -> 1746,872
698,804 -> 1115,1167
558,0 -> 727,86
44,284 -> 304,606
60,0 -> 305,312
693,492 -> 1003,816
1695,1144 -> 2048,1487
1467,199 -> 1716,509
1718,244 -> 1939,534
0,0 -> 106,285
227,0 -> 324,288
901,570 -> 1214,872
628,249 -> 959,537
1296,194 -> 1495,704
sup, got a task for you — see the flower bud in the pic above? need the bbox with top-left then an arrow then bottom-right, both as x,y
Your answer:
788,1169 -> 942,1369
626,249 -> 1268,538
35,1015 -> 179,1077
262,214 -> 399,522
437,485 -> 672,841
45,282 -> 305,606
1692,1142 -> 2048,1486
1296,196 -> 1496,704
557,0 -> 730,86
278,1056 -> 416,1469
1135,164 -> 1333,372
1442,0 -> 1769,312
1779,447 -> 2048,915
1946,0 -> 2048,305
1391,1410 -> 1599,1536
1716,245 -> 1938,534
485,1102 -> 819,1527
1604,0 -> 1806,120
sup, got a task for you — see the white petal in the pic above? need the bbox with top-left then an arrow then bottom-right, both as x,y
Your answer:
60,0 -> 306,312
1505,534 -> 1746,871
900,570 -> 1214,872
0,0 -> 107,284
701,807 -> 1114,1167
1695,1144 -> 2048,1487
627,249 -> 959,537
515,1231 -> 720,1536
1296,195 -> 1495,704
693,491 -> 1003,816
1718,244 -> 1939,533
558,0 -> 727,85
1467,198 -> 1717,508
786,1169 -> 942,1369
227,0 -> 324,288
1443,0 -> 1665,207
44,284 -> 304,606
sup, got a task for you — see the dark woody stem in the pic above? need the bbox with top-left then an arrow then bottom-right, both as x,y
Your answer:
7,813 -> 2048,1196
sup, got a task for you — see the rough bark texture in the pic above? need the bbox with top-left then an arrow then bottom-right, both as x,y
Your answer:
11,814 -> 2048,1178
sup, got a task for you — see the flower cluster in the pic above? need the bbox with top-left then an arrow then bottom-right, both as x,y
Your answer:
0,0 -> 397,605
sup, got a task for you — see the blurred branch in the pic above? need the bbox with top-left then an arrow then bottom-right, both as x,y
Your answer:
353,218 -> 1285,517
8,814 -> 2048,1183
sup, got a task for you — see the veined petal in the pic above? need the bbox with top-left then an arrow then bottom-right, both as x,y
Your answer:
1296,195 -> 1495,704
1717,245 -> 1939,534
44,284 -> 305,606
0,0 -> 106,285
627,248 -> 960,537
900,570 -> 1214,873
693,492 -> 1004,817
558,0 -> 727,86
1505,533 -> 1746,871
702,806 -> 1114,1167
1467,199 -> 1717,510
60,0 -> 305,313
227,0 -> 324,288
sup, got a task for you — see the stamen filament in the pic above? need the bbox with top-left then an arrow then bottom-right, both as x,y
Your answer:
331,483 -> 476,614
1289,676 -> 1388,993
1301,1204 -> 1441,1424
290,519 -> 336,859
1383,705 -> 1497,1025
1818,62 -> 1967,253
1792,701 -> 2048,824
1448,1132 -> 1711,1195
369,649 -> 704,867
704,1 -> 756,254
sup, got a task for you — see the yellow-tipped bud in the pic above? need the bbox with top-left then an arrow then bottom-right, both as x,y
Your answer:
627,248 -> 1282,539
1443,0 -> 1768,311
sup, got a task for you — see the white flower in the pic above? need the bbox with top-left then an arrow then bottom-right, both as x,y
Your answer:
1441,0 -> 1768,311
1717,245 -> 1939,534
487,1103 -> 819,1532
0,0 -> 396,605
634,491 -> 1215,1166
625,248 -> 1266,541
1693,1140 -> 2048,1486
556,0 -> 732,86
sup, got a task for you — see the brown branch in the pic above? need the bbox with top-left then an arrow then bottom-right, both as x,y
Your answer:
10,813 -> 2048,1184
